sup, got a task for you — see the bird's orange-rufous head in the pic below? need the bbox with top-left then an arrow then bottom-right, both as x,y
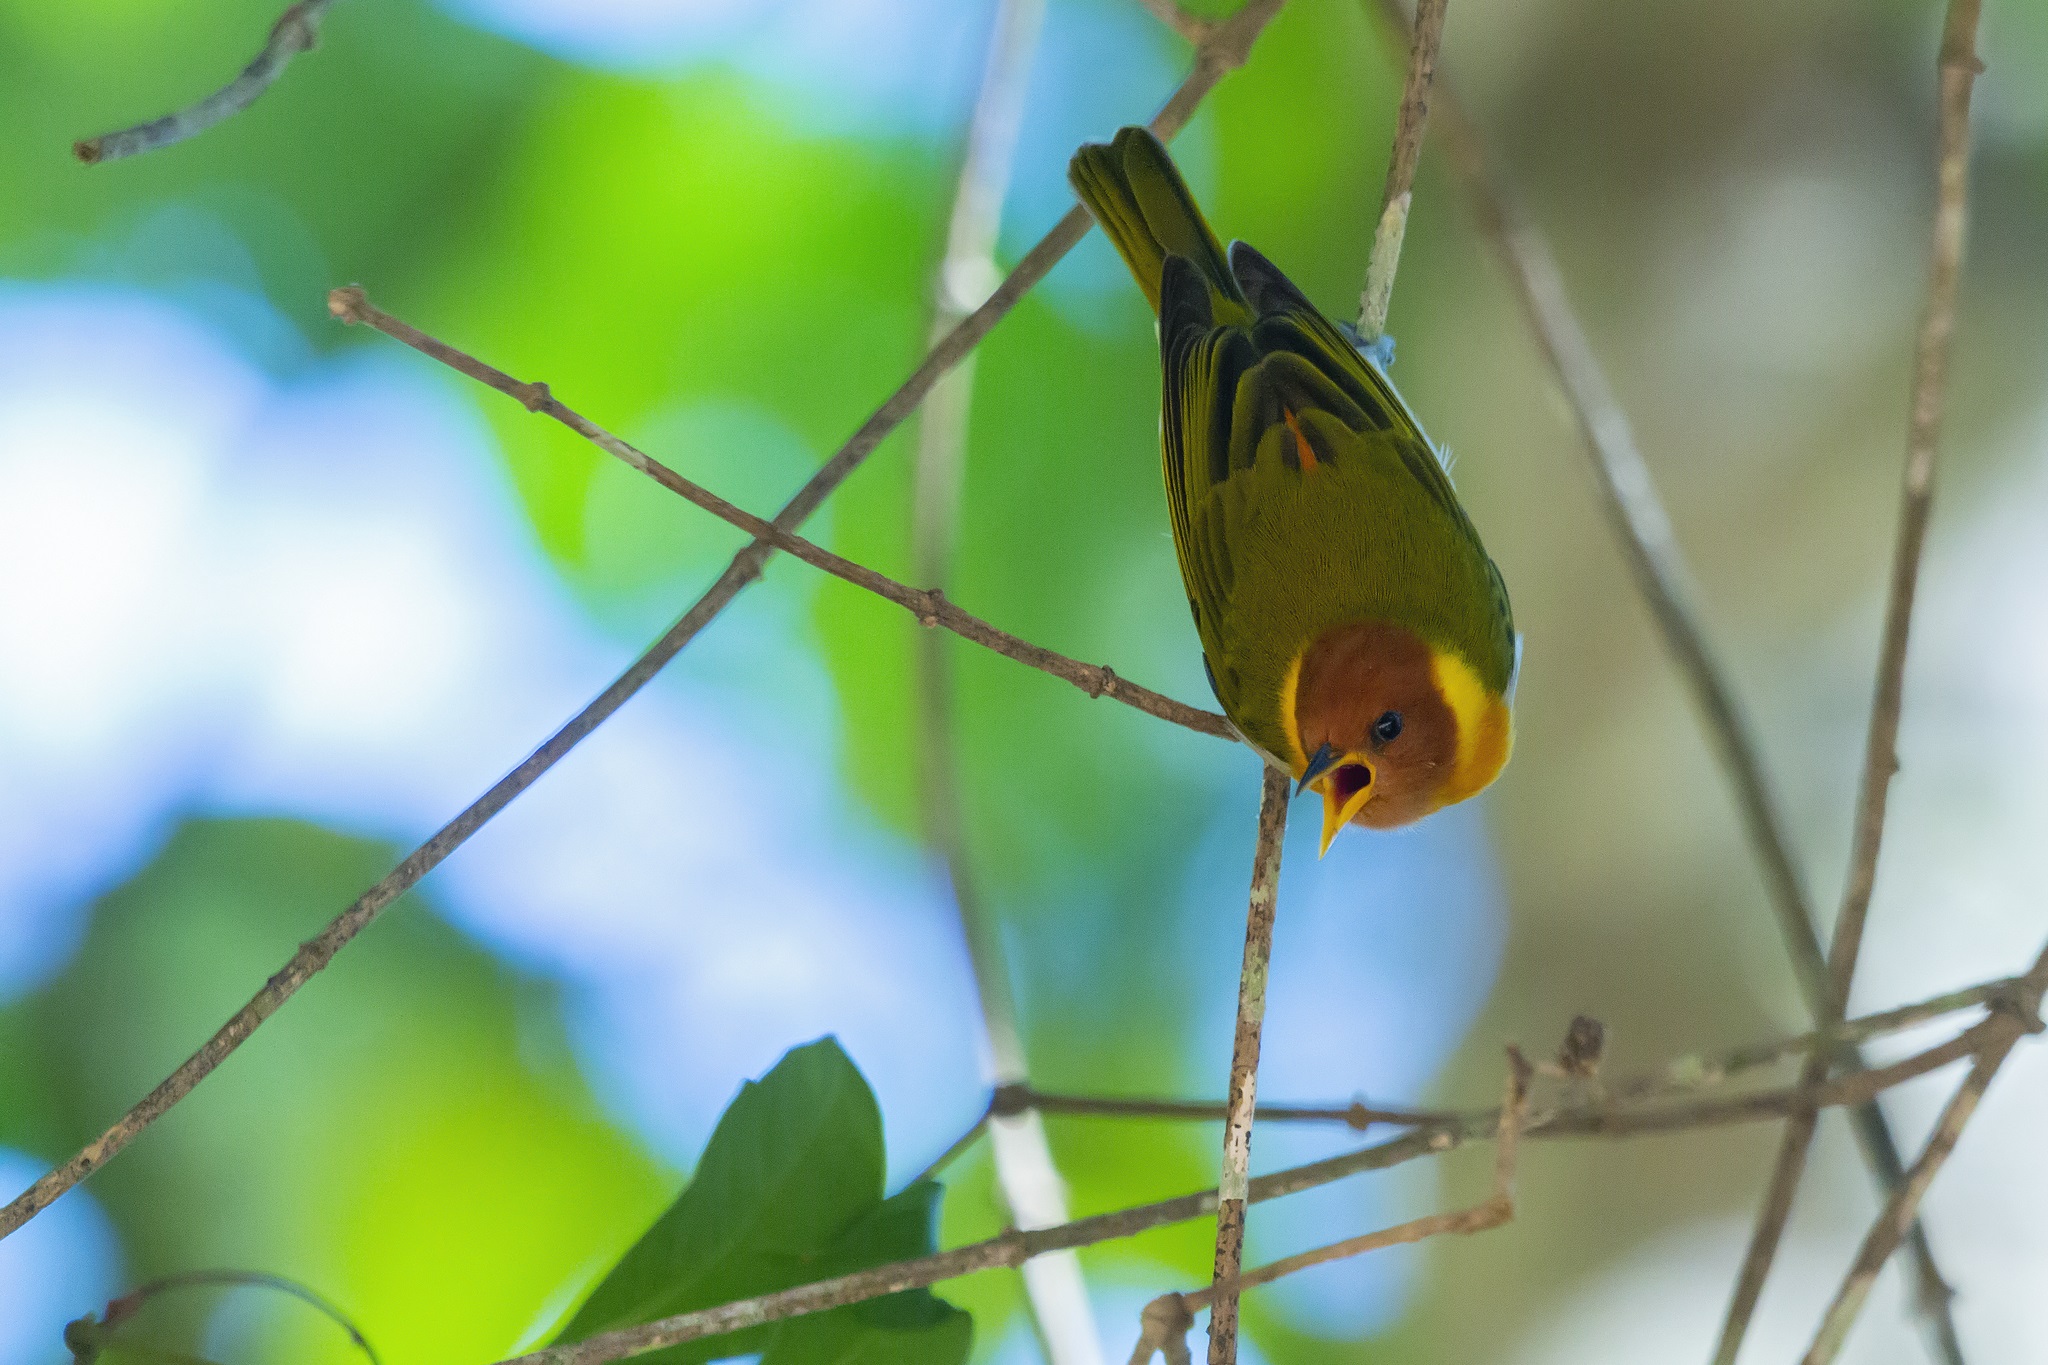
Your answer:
1285,622 -> 1513,853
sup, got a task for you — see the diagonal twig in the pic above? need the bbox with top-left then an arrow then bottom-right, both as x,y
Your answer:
908,1 -> 1108,1361
1362,1 -> 1974,1354
74,0 -> 346,164
1716,3 -> 1985,1359
1801,954 -> 2045,1365
326,286 -> 1233,739
0,0 -> 1291,1246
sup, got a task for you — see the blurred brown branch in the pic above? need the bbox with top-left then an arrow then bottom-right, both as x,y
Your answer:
73,0 -> 344,164
1365,0 -> 1972,1353
1723,1 -> 1986,1359
0,0 -> 1291,1247
494,968 -> 2045,1365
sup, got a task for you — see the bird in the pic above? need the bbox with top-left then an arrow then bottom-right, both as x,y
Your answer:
1068,126 -> 1517,854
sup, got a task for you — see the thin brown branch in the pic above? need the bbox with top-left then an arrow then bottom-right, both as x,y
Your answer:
1828,0 -> 1984,1016
0,0 -> 1291,1247
1803,955 -> 2044,1365
1364,0 -> 1970,1353
910,2 -> 1105,1360
1131,1051 -> 1531,1364
494,1002 -> 2040,1365
1206,767 -> 1291,1365
1008,1087 -> 1454,1130
1356,0 -> 1448,341
1647,978 -> 2020,1089
910,1112 -> 992,1190
1007,971 -> 2022,1130
73,0 -> 344,164
1717,3 -> 1984,1358
328,286 -> 1233,741
1132,0 -> 1217,44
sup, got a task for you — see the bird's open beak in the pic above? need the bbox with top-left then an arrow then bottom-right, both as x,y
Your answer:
1296,743 -> 1340,796
1308,753 -> 1376,857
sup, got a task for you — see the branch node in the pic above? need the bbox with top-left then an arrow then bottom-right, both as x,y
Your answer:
326,285 -> 369,324
991,1082 -> 1034,1118
1555,1015 -> 1606,1079
514,380 -> 553,413
1088,665 -> 1121,700
1993,977 -> 2046,1035
1193,9 -> 1261,75
271,1 -> 323,50
1131,1292 -> 1195,1365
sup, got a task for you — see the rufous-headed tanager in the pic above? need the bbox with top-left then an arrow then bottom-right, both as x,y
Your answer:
1070,127 -> 1517,853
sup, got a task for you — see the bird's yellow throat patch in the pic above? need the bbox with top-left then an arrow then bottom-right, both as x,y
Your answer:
1430,648 -> 1513,809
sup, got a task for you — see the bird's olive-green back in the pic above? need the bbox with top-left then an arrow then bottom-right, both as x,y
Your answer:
1070,128 -> 1514,764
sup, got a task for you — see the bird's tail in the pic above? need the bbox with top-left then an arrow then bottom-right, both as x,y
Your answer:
1069,126 -> 1242,316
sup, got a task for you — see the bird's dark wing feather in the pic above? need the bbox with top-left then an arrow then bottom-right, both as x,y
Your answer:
1225,241 -> 1464,518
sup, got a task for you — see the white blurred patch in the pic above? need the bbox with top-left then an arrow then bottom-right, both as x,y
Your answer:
1508,1218 -> 1918,1365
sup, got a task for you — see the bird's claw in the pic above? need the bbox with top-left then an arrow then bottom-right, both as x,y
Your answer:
1336,320 -> 1397,370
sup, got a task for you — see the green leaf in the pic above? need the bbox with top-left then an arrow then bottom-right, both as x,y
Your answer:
552,1038 -> 967,1365
553,1038 -> 884,1363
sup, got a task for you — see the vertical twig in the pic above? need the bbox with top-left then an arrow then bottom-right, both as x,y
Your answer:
1355,0 -> 1449,342
1206,767 -> 1291,1365
1715,3 -> 1983,1360
909,2 -> 1111,1362
1204,9 -> 1450,1358
1363,0 -> 1974,1352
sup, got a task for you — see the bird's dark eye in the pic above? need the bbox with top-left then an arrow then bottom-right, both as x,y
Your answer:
1372,710 -> 1403,744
